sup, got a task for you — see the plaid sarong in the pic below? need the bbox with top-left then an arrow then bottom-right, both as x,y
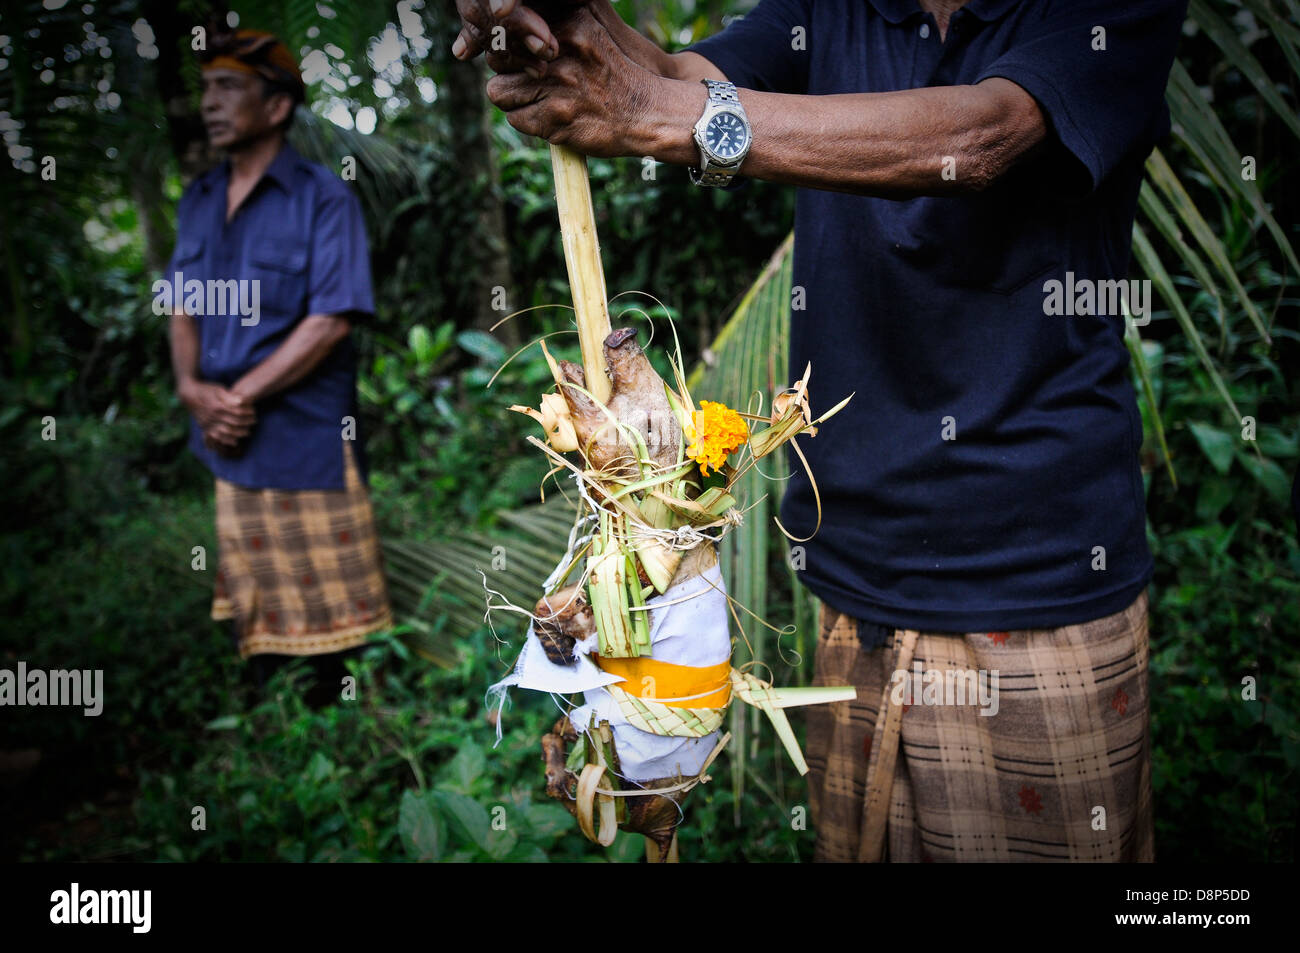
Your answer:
211,441 -> 393,658
805,589 -> 1153,862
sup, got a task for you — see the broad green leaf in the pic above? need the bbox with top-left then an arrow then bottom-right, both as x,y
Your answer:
605,831 -> 647,863
1188,421 -> 1237,475
305,751 -> 335,784
431,790 -> 493,854
443,742 -> 487,794
503,844 -> 548,863
398,790 -> 443,863
485,824 -> 519,861
1254,427 -> 1300,460
458,329 -> 509,366
1195,477 -> 1236,522
1236,451 -> 1292,505
524,802 -> 573,841
408,324 -> 434,364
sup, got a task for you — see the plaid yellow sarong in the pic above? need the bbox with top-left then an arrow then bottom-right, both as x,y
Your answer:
805,590 -> 1153,862
211,441 -> 393,658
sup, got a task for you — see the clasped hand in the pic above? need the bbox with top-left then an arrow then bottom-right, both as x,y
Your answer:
181,379 -> 255,457
452,0 -> 661,158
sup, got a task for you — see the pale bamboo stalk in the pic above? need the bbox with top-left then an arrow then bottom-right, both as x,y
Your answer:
550,143 -> 613,404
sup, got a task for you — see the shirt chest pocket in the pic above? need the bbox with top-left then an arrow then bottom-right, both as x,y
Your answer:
880,179 -> 1061,296
247,237 -> 310,318
165,238 -> 207,315
169,238 -> 205,301
173,238 -> 205,270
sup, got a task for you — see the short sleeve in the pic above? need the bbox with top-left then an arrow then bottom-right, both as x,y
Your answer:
306,185 -> 375,320
975,0 -> 1187,195
685,0 -> 813,95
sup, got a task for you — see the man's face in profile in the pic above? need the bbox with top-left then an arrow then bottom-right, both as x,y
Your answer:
200,68 -> 288,150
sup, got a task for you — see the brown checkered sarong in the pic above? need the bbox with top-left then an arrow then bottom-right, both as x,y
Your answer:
211,441 -> 393,658
805,590 -> 1153,862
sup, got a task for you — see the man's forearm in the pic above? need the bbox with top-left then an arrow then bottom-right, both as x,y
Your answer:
232,314 -> 351,404
639,77 -> 1046,197
589,0 -> 671,74
170,311 -> 202,398
591,1 -> 724,82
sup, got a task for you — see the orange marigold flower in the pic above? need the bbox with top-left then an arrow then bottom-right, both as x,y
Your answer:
686,400 -> 748,476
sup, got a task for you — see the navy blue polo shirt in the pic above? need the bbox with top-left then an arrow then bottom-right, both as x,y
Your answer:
688,0 -> 1186,632
164,144 -> 374,490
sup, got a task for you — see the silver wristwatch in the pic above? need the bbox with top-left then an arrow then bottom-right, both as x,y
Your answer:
689,79 -> 752,187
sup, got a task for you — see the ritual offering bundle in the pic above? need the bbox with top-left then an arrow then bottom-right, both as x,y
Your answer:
487,145 -> 855,862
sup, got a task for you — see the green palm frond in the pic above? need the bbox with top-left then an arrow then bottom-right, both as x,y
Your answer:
288,107 -> 425,220
1164,61 -> 1299,280
1144,149 -> 1266,342
215,0 -> 429,221
1188,0 -> 1300,141
1240,0 -> 1300,85
1129,1 -> 1300,477
382,495 -> 575,667
685,233 -> 810,819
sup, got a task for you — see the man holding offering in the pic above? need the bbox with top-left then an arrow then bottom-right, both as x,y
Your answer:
454,0 -> 1184,861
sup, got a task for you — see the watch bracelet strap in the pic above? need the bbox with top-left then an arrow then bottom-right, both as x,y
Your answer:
691,165 -> 739,187
704,79 -> 742,105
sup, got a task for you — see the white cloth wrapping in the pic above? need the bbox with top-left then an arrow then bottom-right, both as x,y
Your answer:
488,559 -> 731,782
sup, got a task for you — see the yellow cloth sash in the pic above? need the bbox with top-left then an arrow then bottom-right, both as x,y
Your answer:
593,655 -> 732,709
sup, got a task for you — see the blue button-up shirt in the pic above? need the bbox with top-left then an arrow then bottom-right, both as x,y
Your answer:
164,144 -> 374,490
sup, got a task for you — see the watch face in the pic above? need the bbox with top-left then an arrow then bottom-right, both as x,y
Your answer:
705,111 -> 749,161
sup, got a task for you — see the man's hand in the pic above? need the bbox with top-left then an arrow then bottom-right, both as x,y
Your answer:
180,379 -> 256,452
485,6 -> 664,157
452,0 -> 583,71
455,0 -> 709,86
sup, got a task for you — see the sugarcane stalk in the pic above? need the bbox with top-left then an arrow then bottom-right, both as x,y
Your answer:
550,143 -> 612,404
590,509 -> 639,657
624,550 -> 651,652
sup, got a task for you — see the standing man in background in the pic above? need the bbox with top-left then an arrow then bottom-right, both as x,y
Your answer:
165,28 -> 391,701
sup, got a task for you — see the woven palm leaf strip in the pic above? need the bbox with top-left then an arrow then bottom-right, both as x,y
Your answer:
606,683 -> 729,737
